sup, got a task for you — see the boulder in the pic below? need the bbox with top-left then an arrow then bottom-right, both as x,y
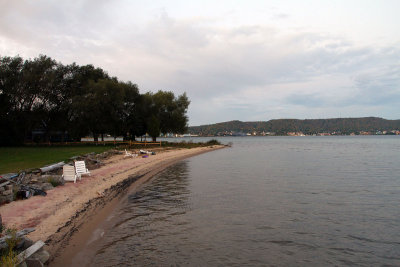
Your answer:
40,183 -> 54,191
25,258 -> 43,267
2,189 -> 13,196
21,237 -> 34,250
40,175 -> 64,186
33,249 -> 50,264
0,194 -> 13,204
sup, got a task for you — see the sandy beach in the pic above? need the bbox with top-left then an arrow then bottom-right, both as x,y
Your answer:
0,145 -> 224,263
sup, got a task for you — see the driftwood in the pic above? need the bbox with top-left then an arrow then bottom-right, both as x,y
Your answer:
0,228 -> 35,250
16,240 -> 45,265
40,162 -> 65,173
0,181 -> 10,187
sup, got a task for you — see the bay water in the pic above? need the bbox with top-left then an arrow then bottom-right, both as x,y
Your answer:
84,136 -> 400,266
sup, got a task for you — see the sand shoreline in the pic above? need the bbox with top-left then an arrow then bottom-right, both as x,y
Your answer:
0,145 -> 225,264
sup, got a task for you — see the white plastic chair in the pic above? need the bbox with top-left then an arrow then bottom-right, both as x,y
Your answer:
74,161 -> 91,177
62,165 -> 79,183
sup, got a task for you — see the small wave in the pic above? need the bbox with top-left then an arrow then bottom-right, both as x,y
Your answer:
347,235 -> 400,245
256,225 -> 274,230
329,247 -> 359,256
269,240 -> 293,246
269,240 -> 317,250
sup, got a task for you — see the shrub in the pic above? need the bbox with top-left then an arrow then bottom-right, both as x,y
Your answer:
0,228 -> 19,267
206,139 -> 221,145
48,177 -> 62,187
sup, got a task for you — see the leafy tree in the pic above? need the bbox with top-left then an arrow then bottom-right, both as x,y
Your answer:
144,91 -> 190,141
0,54 -> 191,145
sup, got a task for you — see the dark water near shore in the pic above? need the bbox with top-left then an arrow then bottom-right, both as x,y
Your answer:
87,136 -> 400,266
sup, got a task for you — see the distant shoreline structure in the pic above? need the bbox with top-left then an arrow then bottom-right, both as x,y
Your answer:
188,117 -> 400,137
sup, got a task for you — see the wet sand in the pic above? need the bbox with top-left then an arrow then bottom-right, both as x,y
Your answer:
0,145 -> 224,264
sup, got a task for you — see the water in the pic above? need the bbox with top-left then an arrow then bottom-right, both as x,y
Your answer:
86,136 -> 400,266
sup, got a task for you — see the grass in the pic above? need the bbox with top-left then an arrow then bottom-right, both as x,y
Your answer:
161,139 -> 222,148
0,228 -> 18,267
0,146 -> 112,174
0,140 -> 223,174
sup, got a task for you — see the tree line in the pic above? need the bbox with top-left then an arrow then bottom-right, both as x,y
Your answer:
189,117 -> 400,136
0,55 -> 190,145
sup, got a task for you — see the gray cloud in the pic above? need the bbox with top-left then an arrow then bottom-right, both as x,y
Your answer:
0,2 -> 399,125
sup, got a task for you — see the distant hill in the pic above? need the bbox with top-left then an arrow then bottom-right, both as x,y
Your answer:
189,117 -> 400,136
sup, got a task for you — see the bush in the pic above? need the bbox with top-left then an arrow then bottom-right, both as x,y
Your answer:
206,139 -> 221,145
0,228 -> 19,267
48,177 -> 62,187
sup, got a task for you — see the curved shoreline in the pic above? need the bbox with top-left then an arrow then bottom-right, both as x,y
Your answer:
0,145 -> 225,265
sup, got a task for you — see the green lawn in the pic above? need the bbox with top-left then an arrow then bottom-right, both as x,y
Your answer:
0,146 -> 113,174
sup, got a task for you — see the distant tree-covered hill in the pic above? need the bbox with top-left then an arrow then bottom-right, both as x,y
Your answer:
189,117 -> 400,135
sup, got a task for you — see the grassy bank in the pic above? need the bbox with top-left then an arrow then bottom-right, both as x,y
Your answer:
0,146 -> 112,174
0,140 -> 222,174
161,139 -> 221,148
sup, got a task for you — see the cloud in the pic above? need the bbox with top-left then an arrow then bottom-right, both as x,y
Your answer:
0,2 -> 399,125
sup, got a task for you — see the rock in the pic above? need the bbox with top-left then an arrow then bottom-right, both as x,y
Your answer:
0,194 -> 13,204
22,237 -> 35,250
40,183 -> 54,191
25,258 -> 44,267
33,249 -> 50,264
2,189 -> 13,196
6,184 -> 13,190
39,175 -> 64,186
0,186 -> 5,192
16,236 -> 27,249
17,262 -> 28,267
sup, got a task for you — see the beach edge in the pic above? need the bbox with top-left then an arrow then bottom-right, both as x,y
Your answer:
46,145 -> 226,265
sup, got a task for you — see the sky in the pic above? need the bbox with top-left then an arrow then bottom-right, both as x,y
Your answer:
1,0 -> 399,126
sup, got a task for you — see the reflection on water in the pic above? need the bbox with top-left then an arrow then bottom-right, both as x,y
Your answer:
91,161 -> 192,266
88,137 -> 400,266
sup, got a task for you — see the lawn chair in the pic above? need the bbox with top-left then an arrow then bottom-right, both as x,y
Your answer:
74,161 -> 91,177
62,165 -> 79,183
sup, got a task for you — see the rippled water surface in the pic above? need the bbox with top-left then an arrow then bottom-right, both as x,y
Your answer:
88,136 -> 400,266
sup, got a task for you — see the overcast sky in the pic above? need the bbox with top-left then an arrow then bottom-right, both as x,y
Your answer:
1,0 -> 399,125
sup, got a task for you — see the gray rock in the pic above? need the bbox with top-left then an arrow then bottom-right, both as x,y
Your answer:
40,183 -> 54,191
33,250 -> 50,264
25,258 -> 44,267
0,194 -> 13,203
22,237 -> 35,250
40,175 -> 64,186
2,189 -> 13,196
16,236 -> 26,249
17,262 -> 28,267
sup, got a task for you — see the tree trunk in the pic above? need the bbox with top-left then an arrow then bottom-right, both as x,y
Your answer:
101,133 -> 104,141
152,136 -> 157,141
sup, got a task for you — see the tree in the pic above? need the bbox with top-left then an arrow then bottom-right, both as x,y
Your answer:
0,55 -> 59,144
0,54 -> 191,145
144,91 -> 190,141
120,81 -> 140,140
